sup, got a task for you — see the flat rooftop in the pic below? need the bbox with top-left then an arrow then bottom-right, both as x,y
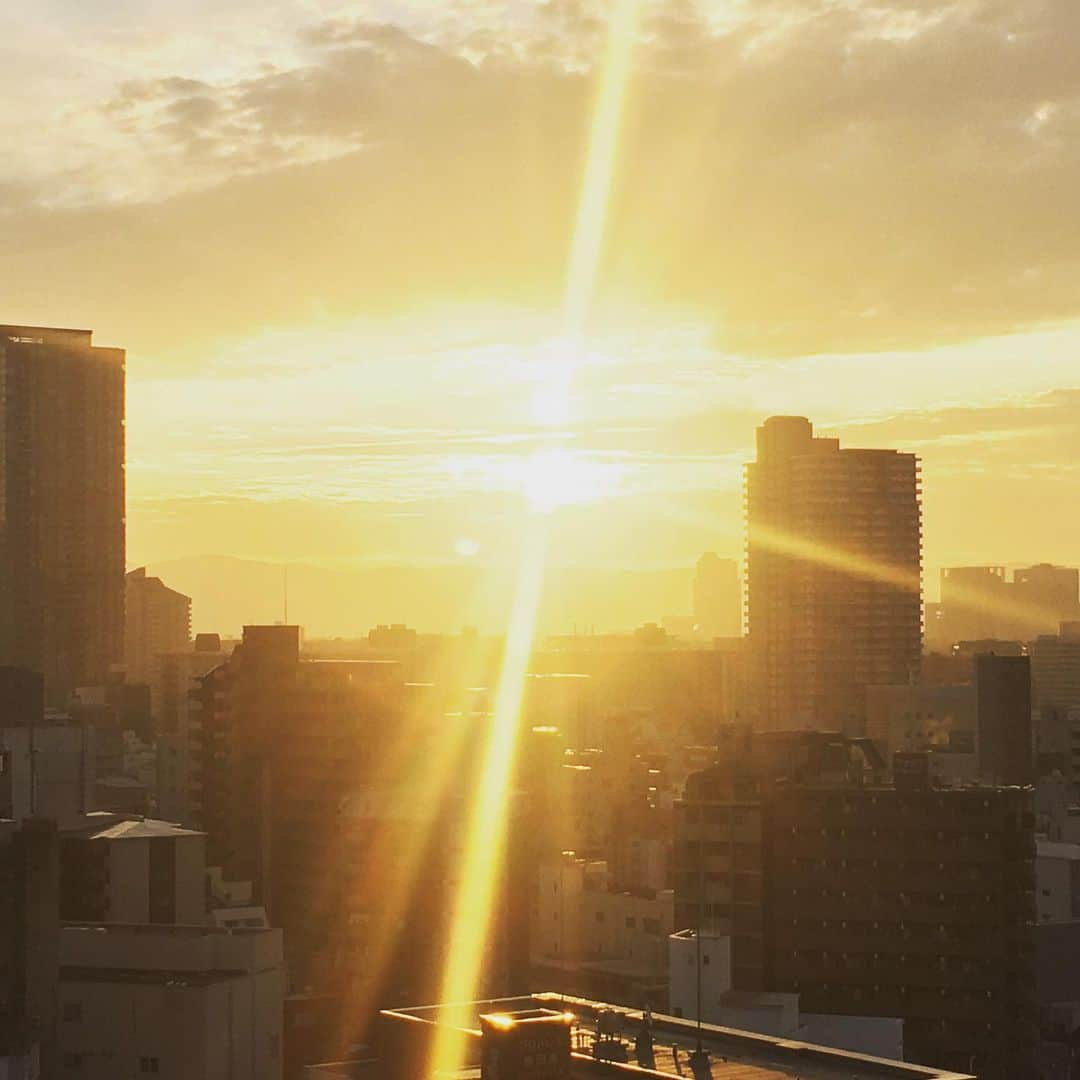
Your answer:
2,324 -> 124,357
378,993 -> 975,1080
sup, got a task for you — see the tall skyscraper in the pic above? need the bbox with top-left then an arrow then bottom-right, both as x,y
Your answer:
125,567 -> 191,685
692,552 -> 741,639
746,416 -> 922,732
0,325 -> 125,705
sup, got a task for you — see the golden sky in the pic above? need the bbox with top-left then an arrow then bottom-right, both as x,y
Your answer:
4,0 -> 1080,581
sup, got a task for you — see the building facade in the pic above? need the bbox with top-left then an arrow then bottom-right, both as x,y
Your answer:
974,653 -> 1033,787
746,416 -> 922,732
190,626 -> 408,998
0,325 -> 125,705
692,553 -> 741,640
673,733 -> 1037,1078
124,568 -> 192,686
58,923 -> 284,1080
1031,628 -> 1080,714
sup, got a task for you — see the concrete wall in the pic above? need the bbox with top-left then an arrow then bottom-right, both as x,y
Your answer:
800,1013 -> 904,1062
61,925 -> 283,975
58,968 -> 283,1080
0,725 -> 93,824
108,837 -> 150,922
534,860 -> 672,978
57,925 -> 284,1080
667,933 -> 732,1020
1037,843 -> 1080,923
174,835 -> 206,924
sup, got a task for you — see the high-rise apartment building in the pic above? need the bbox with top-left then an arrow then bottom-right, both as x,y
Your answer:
935,564 -> 1079,646
1013,564 -> 1080,637
191,627 -> 532,1060
1031,628 -> 1080,714
124,567 -> 191,685
191,627 -> 408,994
0,325 -> 124,705
693,553 -> 741,639
746,416 -> 922,732
155,634 -> 226,826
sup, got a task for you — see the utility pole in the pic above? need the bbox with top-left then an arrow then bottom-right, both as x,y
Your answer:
688,819 -> 709,1080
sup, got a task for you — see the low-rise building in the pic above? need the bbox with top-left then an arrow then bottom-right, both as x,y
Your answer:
532,854 -> 672,1009
58,923 -> 284,1080
60,814 -> 206,925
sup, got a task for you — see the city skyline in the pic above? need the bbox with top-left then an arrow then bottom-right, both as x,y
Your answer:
3,2 -> 1080,575
4,4 -> 1080,1079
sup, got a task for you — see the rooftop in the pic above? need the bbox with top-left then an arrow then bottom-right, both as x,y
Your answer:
376,993 -> 975,1080
62,813 -> 204,841
1037,840 -> 1080,861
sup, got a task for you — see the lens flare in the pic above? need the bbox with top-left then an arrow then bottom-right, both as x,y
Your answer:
563,0 -> 641,339
427,2 -> 641,1070
431,525 -> 548,1066
750,520 -> 1063,630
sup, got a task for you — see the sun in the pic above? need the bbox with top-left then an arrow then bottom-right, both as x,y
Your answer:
519,449 -> 617,513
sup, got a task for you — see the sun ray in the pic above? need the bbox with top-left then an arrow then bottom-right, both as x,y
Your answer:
562,0 -> 641,339
425,3 -> 642,1069
654,490 -> 1066,639
430,525 -> 549,1068
328,628 -> 493,1051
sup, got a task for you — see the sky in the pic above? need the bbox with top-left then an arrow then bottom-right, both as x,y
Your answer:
4,0 -> 1080,589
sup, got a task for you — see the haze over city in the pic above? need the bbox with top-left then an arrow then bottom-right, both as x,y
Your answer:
4,0 -> 1080,635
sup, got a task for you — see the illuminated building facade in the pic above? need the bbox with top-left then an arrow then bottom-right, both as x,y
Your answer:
0,325 -> 125,705
746,416 -> 922,732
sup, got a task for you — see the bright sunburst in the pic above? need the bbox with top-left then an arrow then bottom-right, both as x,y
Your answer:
430,2 -> 642,1070
520,449 -> 621,513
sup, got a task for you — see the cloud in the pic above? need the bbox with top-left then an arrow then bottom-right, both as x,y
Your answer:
835,387 -> 1080,468
5,0 -> 1080,358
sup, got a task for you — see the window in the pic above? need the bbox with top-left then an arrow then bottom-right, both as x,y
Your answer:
63,1002 -> 83,1023
625,916 -> 636,929
139,1058 -> 159,1074
594,911 -> 605,923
